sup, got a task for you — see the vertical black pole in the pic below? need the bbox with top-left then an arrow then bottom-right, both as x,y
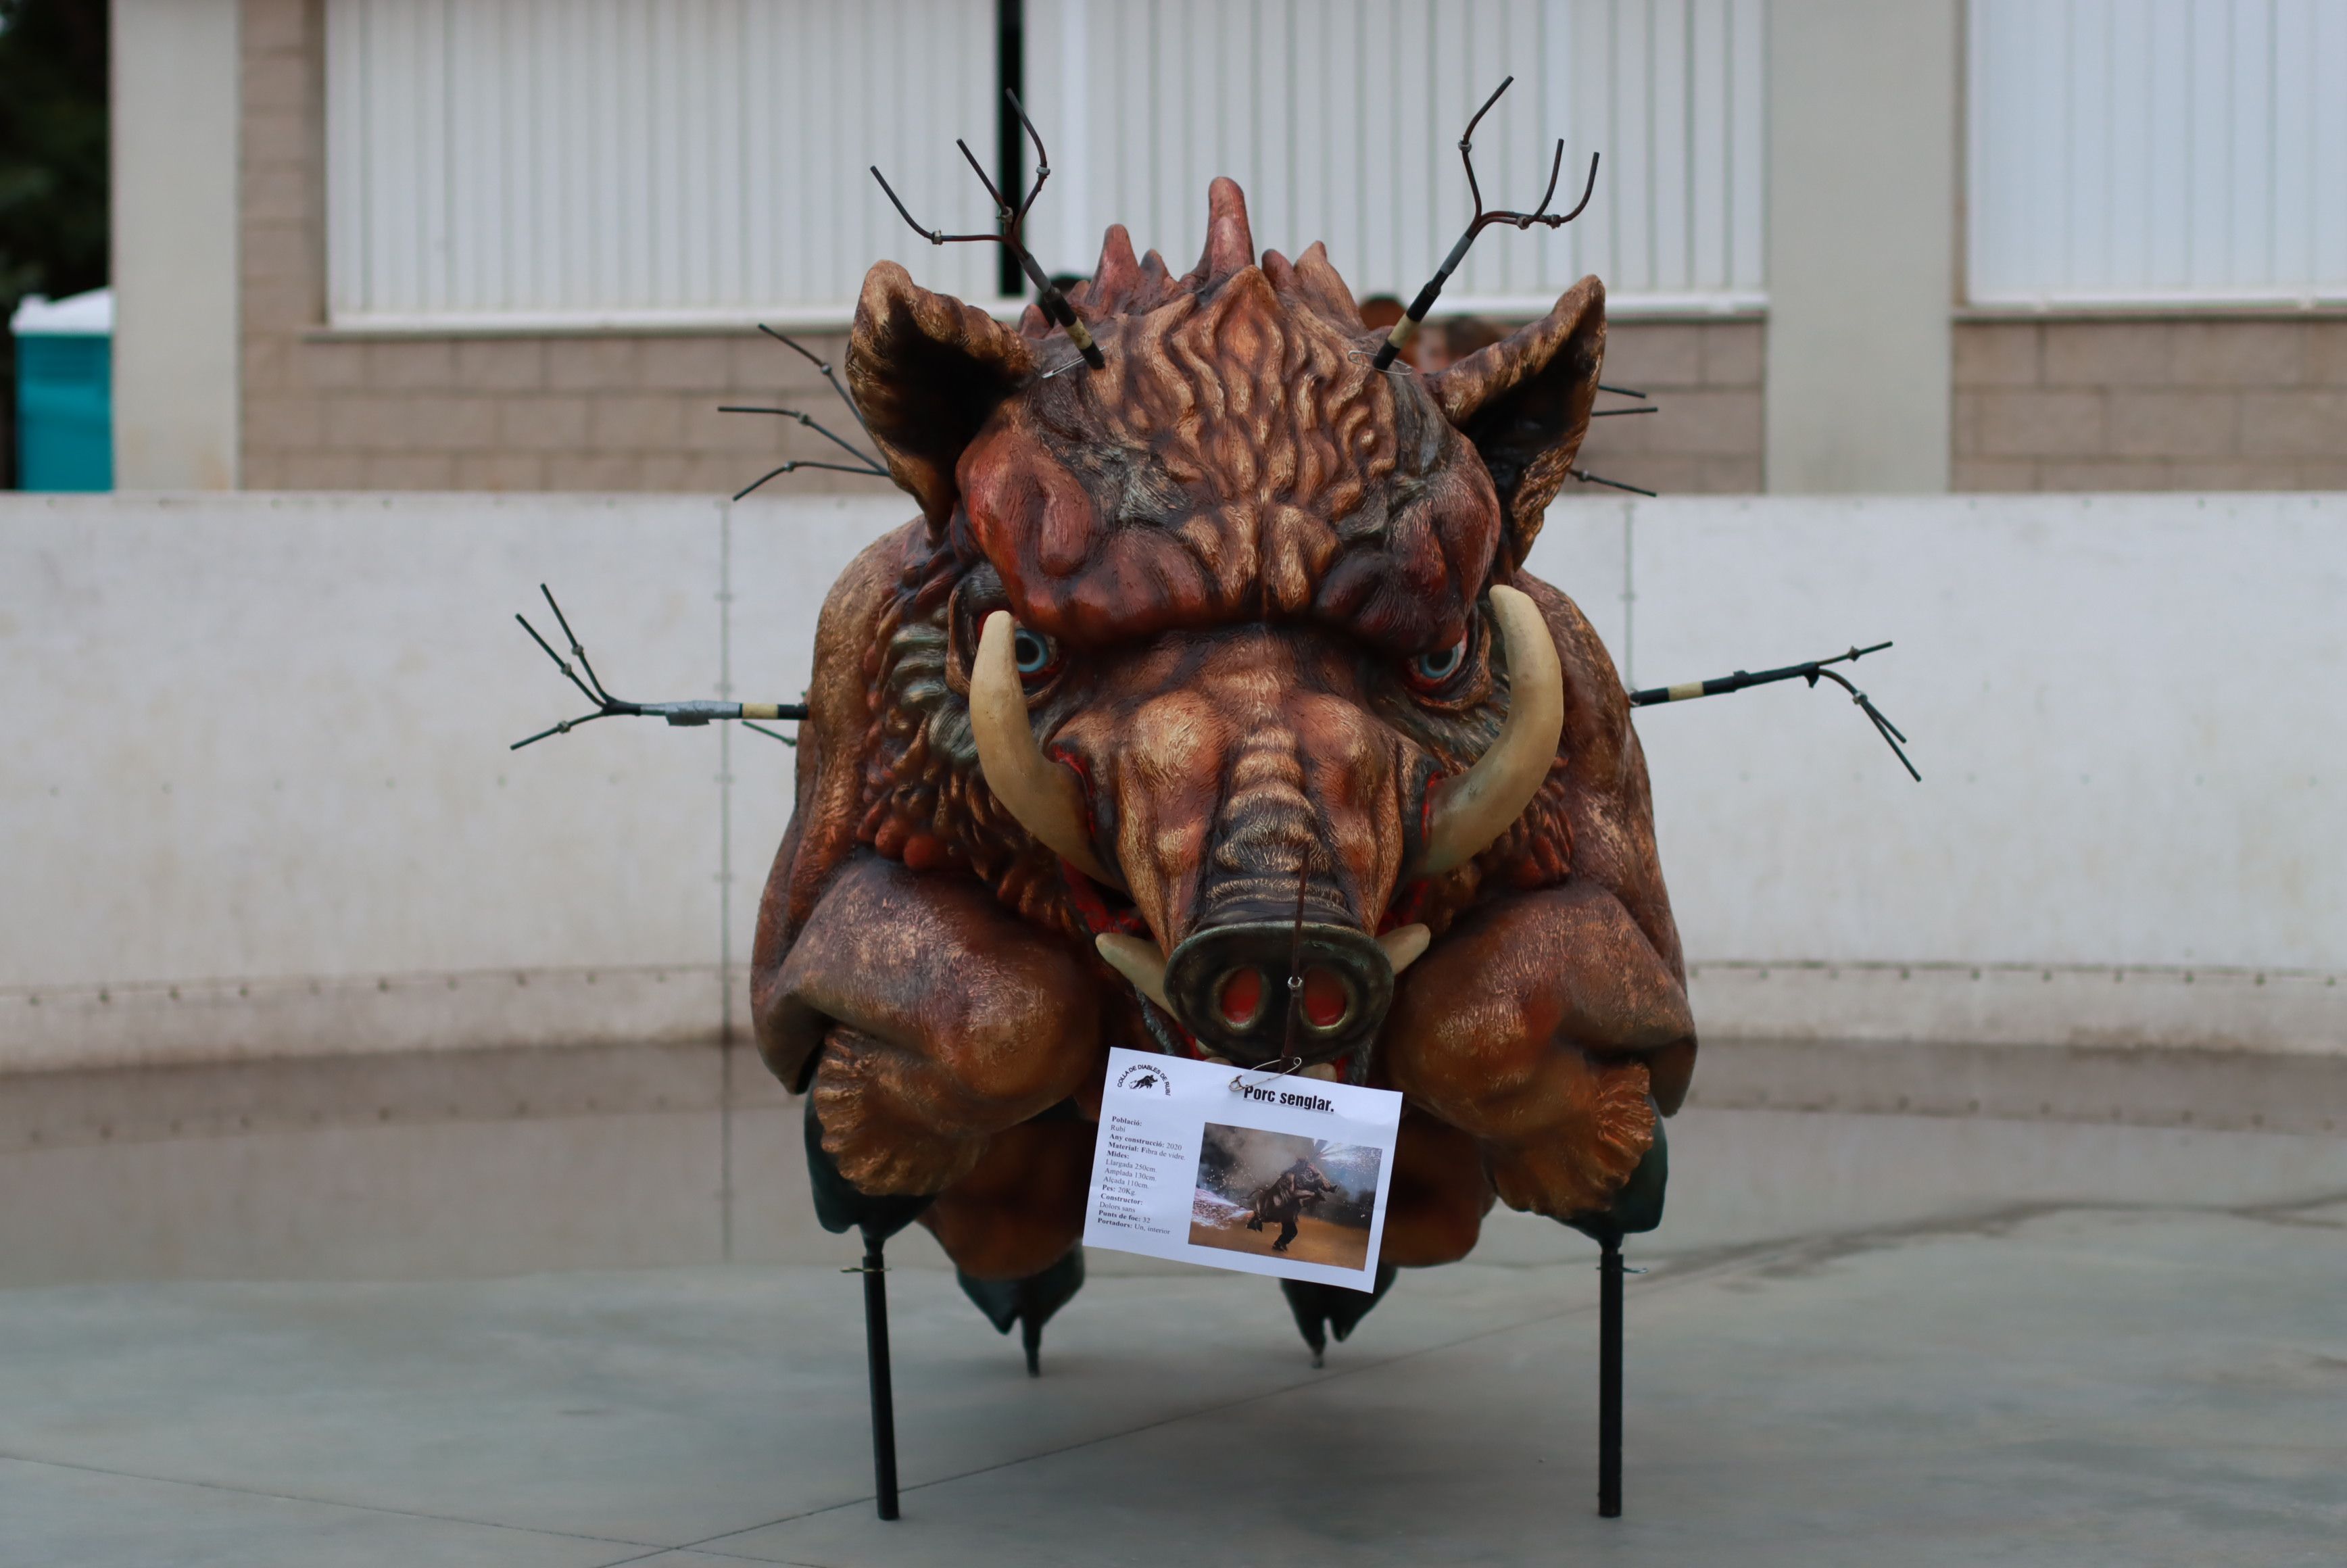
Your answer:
994,0 -> 1026,299
861,1229 -> 900,1521
1598,1235 -> 1624,1518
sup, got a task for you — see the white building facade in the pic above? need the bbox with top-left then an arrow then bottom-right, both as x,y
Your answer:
113,0 -> 2347,494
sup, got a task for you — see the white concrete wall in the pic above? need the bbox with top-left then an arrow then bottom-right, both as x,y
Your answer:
1530,491 -> 2346,1052
3,491 -> 2341,1072
110,0 -> 243,489
0,492 -> 902,1070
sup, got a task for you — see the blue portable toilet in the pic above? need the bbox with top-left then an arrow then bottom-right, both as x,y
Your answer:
11,287 -> 114,491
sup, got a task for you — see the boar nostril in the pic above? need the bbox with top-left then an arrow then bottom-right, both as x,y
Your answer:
1301,966 -> 1350,1029
1217,968 -> 1265,1027
1164,919 -> 1394,1069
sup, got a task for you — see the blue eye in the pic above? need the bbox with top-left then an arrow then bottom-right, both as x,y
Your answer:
1408,635 -> 1467,687
1013,627 -> 1059,679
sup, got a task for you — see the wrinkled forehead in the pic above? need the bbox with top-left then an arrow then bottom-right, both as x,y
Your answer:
955,272 -> 1501,654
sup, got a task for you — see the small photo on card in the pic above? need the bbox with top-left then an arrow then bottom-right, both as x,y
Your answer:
1188,1125 -> 1384,1270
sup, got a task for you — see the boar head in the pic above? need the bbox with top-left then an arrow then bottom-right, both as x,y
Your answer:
840,179 -> 1616,1077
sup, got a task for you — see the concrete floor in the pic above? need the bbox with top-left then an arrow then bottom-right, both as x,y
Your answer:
4,1108 -> 2344,1566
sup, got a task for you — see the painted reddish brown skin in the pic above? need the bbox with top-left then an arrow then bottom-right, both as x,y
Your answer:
750,179 -> 1693,1280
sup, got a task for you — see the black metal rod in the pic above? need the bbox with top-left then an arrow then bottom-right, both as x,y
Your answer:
995,0 -> 1026,299
861,1230 -> 900,1521
714,406 -> 885,473
1627,641 -> 1892,707
511,588 -> 807,749
1624,641 -> 1919,780
1570,466 -> 1658,497
754,325 -> 876,441
871,88 -> 1103,370
1599,1235 -> 1624,1519
1372,77 -> 1598,371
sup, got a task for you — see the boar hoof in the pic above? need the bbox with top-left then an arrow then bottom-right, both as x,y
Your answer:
957,1248 -> 1086,1376
802,1098 -> 934,1242
1563,1111 -> 1668,1245
810,1026 -> 990,1196
1281,1264 -> 1399,1366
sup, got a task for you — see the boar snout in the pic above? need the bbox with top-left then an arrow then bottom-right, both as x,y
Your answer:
1163,919 -> 1393,1068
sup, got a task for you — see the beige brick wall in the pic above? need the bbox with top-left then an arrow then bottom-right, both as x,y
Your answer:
1953,317 -> 2347,491
1573,318 -> 1766,495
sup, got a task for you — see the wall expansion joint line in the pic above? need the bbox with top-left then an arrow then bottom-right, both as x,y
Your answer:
717,500 -> 737,1263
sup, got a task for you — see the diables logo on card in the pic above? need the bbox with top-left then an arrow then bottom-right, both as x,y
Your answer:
1115,1062 -> 1173,1095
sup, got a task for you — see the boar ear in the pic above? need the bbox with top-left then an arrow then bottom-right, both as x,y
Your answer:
1427,276 -> 1606,568
846,261 -> 1038,529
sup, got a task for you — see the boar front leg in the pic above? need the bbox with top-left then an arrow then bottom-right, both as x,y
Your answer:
1382,881 -> 1695,1221
757,853 -> 1102,1196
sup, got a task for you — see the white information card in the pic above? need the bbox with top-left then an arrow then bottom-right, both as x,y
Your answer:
1084,1046 -> 1405,1290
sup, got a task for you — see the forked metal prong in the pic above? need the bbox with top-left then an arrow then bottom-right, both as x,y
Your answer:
716,406 -> 885,472
733,459 -> 892,501
754,324 -> 876,439
868,94 -> 1103,370
510,591 -> 808,751
1373,79 -> 1599,370
539,585 -> 615,706
514,612 -> 602,709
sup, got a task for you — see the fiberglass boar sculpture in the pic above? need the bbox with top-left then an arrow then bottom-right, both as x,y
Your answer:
752,180 -> 1693,1354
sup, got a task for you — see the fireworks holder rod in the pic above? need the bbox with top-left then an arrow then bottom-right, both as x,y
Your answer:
510,585 -> 806,751
1630,641 -> 1920,781
1373,76 -> 1600,371
727,328 -> 894,501
873,89 -> 1105,370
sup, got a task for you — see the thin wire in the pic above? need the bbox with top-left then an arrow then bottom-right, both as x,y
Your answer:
1810,667 -> 1922,781
716,406 -> 884,472
733,460 -> 896,501
754,325 -> 874,440
1280,858 -> 1309,1065
1229,1056 -> 1306,1092
1570,467 -> 1658,497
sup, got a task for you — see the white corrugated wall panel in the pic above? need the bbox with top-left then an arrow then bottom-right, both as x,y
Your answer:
1023,0 -> 1767,314
1969,0 -> 2347,306
326,0 -> 1766,325
325,0 -> 1005,327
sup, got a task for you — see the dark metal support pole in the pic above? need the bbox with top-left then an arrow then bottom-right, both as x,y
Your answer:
861,1229 -> 900,1521
1598,1235 -> 1624,1519
994,0 -> 1025,299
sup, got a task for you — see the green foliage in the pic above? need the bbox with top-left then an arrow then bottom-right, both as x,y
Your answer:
0,0 -> 107,487
0,0 -> 108,305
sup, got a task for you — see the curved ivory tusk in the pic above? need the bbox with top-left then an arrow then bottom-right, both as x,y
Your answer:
1377,923 -> 1432,976
1411,585 -> 1566,877
1094,933 -> 1170,1010
969,611 -> 1121,886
